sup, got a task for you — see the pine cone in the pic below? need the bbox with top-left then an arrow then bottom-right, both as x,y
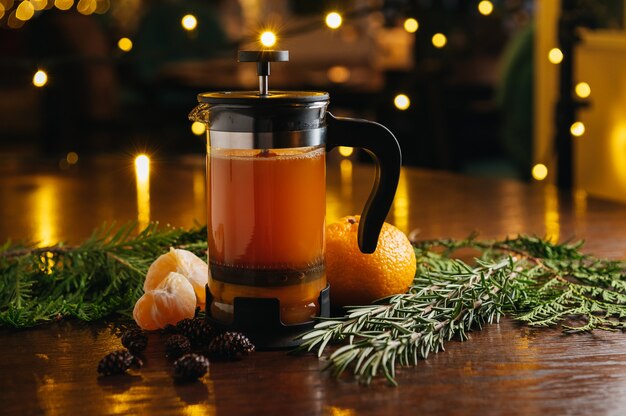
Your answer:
207,332 -> 255,360
97,349 -> 143,376
121,328 -> 148,353
175,318 -> 216,344
165,334 -> 191,359
173,353 -> 210,381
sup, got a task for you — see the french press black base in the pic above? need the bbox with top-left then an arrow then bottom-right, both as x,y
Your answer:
205,284 -> 330,350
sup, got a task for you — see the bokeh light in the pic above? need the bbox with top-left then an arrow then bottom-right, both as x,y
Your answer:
16,0 -> 35,21
260,31 -> 276,47
77,0 -> 96,15
191,122 -> 206,136
33,69 -> 48,87
54,0 -> 73,11
325,12 -> 342,29
394,94 -> 411,111
66,152 -> 78,165
181,14 -> 197,31
432,33 -> 447,48
532,164 -> 548,181
575,82 -> 591,98
404,18 -> 419,33
548,48 -> 563,64
338,146 -> 354,157
570,121 -> 585,137
327,66 -> 350,83
135,155 -> 150,182
478,0 -> 494,16
117,37 -> 133,52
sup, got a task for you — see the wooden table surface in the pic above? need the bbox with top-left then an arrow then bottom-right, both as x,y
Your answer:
2,154 -> 626,415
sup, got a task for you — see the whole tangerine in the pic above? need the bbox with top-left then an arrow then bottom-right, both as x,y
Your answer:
325,216 -> 416,306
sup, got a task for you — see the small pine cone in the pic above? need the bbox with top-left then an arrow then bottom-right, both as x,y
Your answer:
207,332 -> 255,360
175,318 -> 216,344
121,328 -> 148,353
165,334 -> 192,359
97,349 -> 143,376
173,353 -> 210,381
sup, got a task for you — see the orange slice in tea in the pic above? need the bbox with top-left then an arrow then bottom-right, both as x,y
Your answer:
144,248 -> 208,305
133,271 -> 197,330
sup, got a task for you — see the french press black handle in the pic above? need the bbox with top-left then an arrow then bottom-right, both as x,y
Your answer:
326,112 -> 402,254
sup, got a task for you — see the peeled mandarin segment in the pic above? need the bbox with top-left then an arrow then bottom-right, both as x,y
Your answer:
143,250 -> 178,292
133,272 -> 197,330
143,248 -> 209,305
172,248 -> 209,304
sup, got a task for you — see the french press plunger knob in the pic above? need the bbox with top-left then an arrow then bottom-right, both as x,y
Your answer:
238,50 -> 289,96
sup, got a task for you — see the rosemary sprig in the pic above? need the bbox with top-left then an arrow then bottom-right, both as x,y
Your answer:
0,222 -> 207,328
298,236 -> 626,385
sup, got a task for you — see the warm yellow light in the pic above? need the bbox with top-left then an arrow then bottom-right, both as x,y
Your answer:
31,0 -> 47,11
394,94 -> 411,111
77,0 -> 96,15
54,0 -> 73,11
570,121 -> 585,137
575,82 -> 591,98
532,164 -> 548,181
338,146 -> 354,157
135,155 -> 150,182
432,33 -> 447,48
94,0 -> 110,14
16,0 -> 35,20
181,14 -> 197,31
548,48 -> 563,64
478,0 -> 494,16
117,37 -> 133,52
66,152 -> 78,164
191,121 -> 206,136
260,31 -> 276,47
325,12 -> 342,29
0,4 -> 5,20
327,66 -> 350,83
33,69 -> 48,87
403,18 -> 419,33
134,155 -> 151,231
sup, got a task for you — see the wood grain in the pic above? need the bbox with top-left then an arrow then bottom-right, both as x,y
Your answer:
2,154 -> 626,415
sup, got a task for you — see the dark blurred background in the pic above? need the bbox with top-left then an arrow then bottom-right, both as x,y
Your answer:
0,0 -> 622,181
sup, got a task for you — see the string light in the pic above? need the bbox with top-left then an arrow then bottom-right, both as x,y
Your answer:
432,33 -> 447,48
570,121 -> 585,137
532,164 -> 548,181
77,0 -> 97,16
32,69 -> 48,87
403,18 -> 418,33
16,0 -> 34,20
338,146 -> 354,157
575,82 -> 591,98
135,155 -> 150,182
54,0 -> 73,11
477,1 -> 494,16
66,152 -> 78,165
548,48 -> 563,64
327,66 -> 350,83
0,3 -> 5,20
31,0 -> 47,10
191,121 -> 206,136
181,14 -> 197,31
394,94 -> 411,111
325,12 -> 342,29
260,31 -> 276,47
117,37 -> 133,52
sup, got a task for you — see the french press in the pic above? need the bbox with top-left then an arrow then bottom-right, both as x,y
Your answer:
190,50 -> 401,348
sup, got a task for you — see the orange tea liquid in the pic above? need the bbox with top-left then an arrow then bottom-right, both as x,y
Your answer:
207,145 -> 326,324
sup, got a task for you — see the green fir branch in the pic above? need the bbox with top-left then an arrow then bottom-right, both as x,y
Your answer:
0,222 -> 207,328
298,236 -> 626,385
